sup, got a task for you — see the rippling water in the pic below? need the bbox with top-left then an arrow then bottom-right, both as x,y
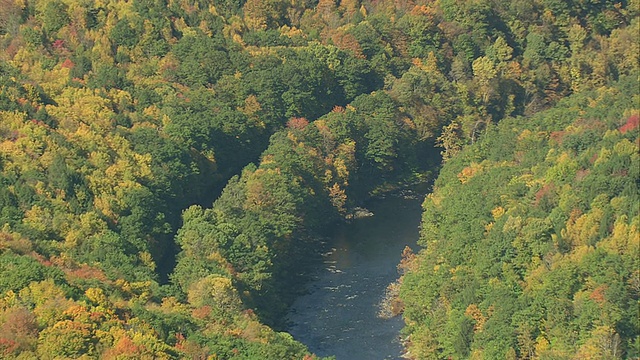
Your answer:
287,192 -> 423,360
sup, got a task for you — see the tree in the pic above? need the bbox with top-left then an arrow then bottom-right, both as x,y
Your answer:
110,19 -> 140,48
243,0 -> 288,31
187,275 -> 241,314
172,33 -> 231,86
38,0 -> 70,34
472,56 -> 497,106
0,252 -> 62,293
0,307 -> 38,356
37,320 -> 95,359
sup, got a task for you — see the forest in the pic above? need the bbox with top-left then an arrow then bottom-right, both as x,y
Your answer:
0,0 -> 637,358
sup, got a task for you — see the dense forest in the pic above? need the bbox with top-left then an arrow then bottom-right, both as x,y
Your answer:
0,0 -> 637,358
399,78 -> 639,359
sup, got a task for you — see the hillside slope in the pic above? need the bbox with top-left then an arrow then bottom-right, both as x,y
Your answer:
400,76 -> 639,359
0,0 -> 637,358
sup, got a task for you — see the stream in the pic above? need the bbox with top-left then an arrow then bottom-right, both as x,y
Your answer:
286,190 -> 424,359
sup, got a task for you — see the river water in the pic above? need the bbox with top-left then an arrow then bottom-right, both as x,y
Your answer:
286,191 -> 424,360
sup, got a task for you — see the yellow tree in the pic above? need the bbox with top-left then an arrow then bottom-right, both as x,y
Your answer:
472,56 -> 497,107
243,0 -> 288,31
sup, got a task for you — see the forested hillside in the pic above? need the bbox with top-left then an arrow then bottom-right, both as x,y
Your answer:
399,77 -> 639,359
0,0 -> 637,358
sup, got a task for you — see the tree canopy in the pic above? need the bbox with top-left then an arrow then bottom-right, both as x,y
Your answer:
0,0 -> 637,358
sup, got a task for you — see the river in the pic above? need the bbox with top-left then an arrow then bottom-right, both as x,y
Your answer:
286,190 -> 424,360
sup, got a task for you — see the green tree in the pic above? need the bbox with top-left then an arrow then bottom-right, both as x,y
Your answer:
38,0 -> 70,34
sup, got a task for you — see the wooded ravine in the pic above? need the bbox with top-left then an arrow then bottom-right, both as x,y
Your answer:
0,0 -> 637,358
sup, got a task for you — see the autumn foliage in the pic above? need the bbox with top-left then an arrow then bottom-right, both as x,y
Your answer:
0,0 -> 637,358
